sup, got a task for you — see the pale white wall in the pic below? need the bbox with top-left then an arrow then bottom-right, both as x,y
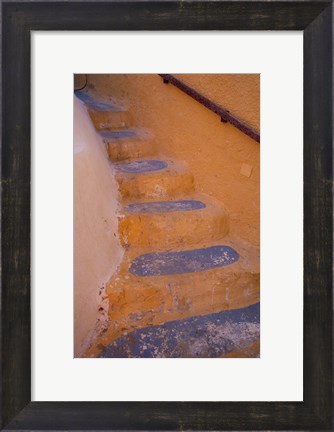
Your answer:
74,96 -> 124,357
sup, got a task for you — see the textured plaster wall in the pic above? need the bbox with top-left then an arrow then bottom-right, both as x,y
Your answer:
88,74 -> 260,247
74,96 -> 124,357
176,74 -> 260,130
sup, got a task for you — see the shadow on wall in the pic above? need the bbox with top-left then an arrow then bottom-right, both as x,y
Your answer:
74,96 -> 124,357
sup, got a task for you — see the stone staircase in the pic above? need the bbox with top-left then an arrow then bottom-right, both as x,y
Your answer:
75,89 -> 260,358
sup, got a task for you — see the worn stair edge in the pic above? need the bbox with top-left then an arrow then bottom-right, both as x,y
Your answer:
99,128 -> 157,161
99,302 -> 260,358
119,195 -> 230,249
129,245 -> 239,276
100,128 -> 153,142
106,237 -> 260,329
75,89 -> 125,112
89,109 -> 133,131
114,159 -> 168,174
124,199 -> 206,213
114,158 -> 195,200
221,340 -> 260,358
107,138 -> 156,162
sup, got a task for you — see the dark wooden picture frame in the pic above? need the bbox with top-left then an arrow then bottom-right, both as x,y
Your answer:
1,1 -> 333,430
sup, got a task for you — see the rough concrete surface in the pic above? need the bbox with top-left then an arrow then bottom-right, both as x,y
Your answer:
129,245 -> 240,276
125,199 -> 206,213
119,193 -> 229,249
114,159 -> 168,173
99,303 -> 260,358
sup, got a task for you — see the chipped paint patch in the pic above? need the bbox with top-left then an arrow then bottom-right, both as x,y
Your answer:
100,130 -> 137,140
114,159 -> 168,174
129,245 -> 239,276
99,302 -> 260,358
125,200 -> 206,214
75,90 -> 121,112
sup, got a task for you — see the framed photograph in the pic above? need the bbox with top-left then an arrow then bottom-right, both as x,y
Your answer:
73,72 -> 260,360
1,1 -> 332,431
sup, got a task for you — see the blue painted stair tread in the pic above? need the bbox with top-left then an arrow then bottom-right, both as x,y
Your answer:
129,245 -> 240,276
100,130 -> 137,140
125,200 -> 206,214
99,303 -> 260,358
114,159 -> 168,174
75,90 -> 120,111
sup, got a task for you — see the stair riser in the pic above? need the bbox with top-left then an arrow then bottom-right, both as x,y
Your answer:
119,211 -> 229,249
116,172 -> 195,200
88,109 -> 132,130
107,139 -> 156,161
100,304 -> 260,358
107,271 -> 259,329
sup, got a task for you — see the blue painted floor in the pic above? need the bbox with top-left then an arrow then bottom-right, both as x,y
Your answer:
99,303 -> 260,358
100,130 -> 137,140
125,200 -> 206,214
114,159 -> 168,174
75,90 -> 119,111
129,245 -> 240,276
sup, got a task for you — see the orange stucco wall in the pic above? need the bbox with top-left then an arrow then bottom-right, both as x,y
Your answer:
176,74 -> 260,130
87,74 -> 260,248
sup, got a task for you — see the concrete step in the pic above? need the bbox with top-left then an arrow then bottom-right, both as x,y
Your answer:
75,90 -> 122,111
99,302 -> 260,358
100,129 -> 156,161
106,237 -> 259,330
75,90 -> 132,130
114,158 -> 195,200
89,111 -> 132,131
119,194 -> 229,249
129,244 -> 239,276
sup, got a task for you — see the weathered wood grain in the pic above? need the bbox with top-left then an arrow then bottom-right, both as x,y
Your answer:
1,4 -> 31,429
3,1 -> 330,30
304,2 -> 333,427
